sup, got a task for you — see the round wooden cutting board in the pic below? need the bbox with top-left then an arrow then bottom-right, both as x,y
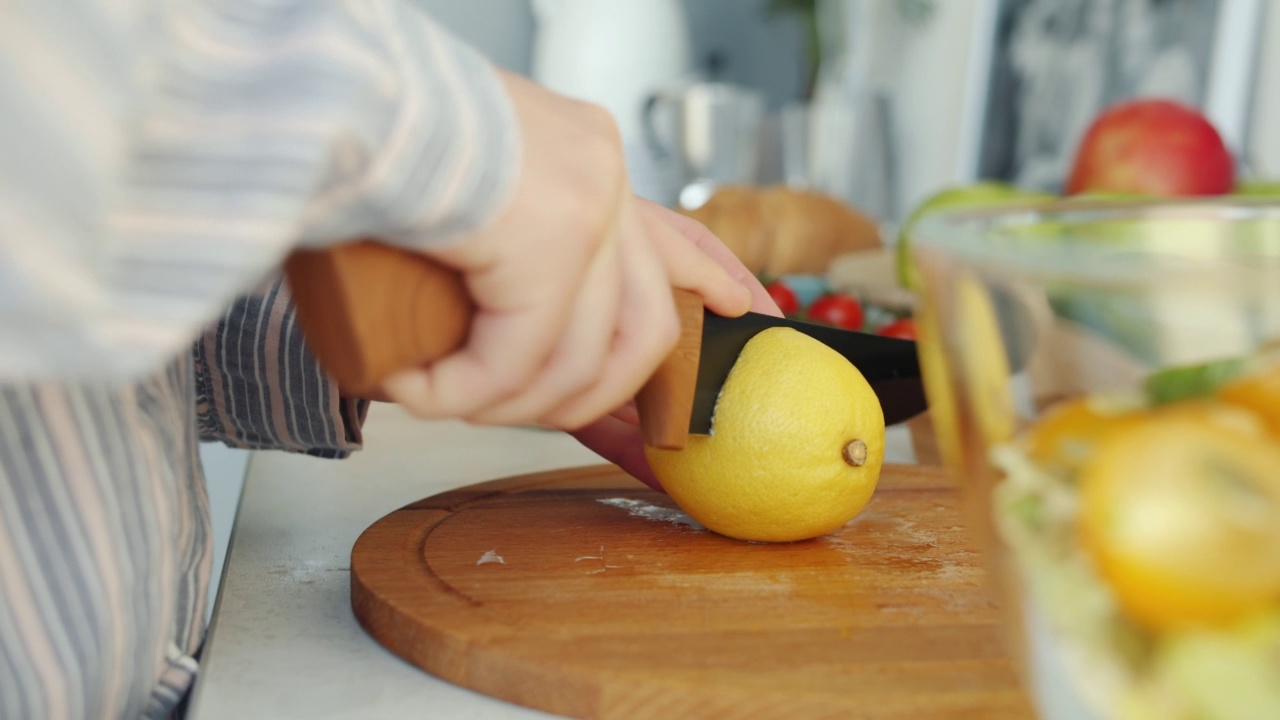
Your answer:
350,464 -> 1033,720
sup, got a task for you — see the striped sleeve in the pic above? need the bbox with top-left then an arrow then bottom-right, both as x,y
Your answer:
0,0 -> 520,383
193,278 -> 369,458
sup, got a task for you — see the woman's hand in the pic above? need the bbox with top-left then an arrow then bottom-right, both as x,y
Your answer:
379,71 -> 753,430
569,203 -> 782,491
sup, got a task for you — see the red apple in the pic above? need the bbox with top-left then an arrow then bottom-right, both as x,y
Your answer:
1065,99 -> 1234,197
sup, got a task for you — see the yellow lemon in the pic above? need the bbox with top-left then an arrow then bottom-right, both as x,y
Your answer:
954,273 -> 1017,447
913,282 -> 964,470
1218,362 -> 1280,438
1023,396 -> 1148,475
1078,413 -> 1280,632
644,327 -> 885,543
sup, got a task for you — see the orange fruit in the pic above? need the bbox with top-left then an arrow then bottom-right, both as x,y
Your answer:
1218,363 -> 1280,438
1078,413 -> 1280,632
1023,396 -> 1147,474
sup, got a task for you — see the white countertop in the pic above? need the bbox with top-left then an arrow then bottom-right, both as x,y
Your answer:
188,403 -> 915,719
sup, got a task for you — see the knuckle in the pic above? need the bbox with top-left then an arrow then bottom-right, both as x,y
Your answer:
486,362 -> 537,401
564,358 -> 605,397
384,383 -> 432,419
468,406 -> 526,427
406,400 -> 436,419
548,103 -> 627,252
561,210 -> 608,253
494,370 -> 533,400
678,214 -> 714,245
576,111 -> 625,184
544,397 -> 600,432
579,102 -> 623,150
543,349 -> 608,413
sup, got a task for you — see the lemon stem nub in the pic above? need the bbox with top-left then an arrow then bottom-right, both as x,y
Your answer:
843,440 -> 868,467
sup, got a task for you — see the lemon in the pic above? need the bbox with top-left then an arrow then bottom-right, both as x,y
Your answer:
1023,396 -> 1147,475
913,287 -> 963,469
644,327 -> 885,542
1218,362 -> 1280,438
1078,412 -> 1280,632
912,264 -> 1019,473
954,273 -> 1018,447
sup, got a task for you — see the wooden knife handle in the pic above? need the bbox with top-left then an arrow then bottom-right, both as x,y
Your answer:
633,289 -> 703,450
284,241 -> 474,398
284,242 -> 702,450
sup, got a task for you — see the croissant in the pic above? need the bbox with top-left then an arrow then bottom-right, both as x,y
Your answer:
681,185 -> 882,275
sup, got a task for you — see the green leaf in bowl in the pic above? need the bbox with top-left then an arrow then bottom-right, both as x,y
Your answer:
1144,357 -> 1249,406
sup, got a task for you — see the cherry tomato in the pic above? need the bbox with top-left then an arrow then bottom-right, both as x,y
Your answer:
807,294 -> 864,331
877,318 -> 916,340
765,281 -> 800,315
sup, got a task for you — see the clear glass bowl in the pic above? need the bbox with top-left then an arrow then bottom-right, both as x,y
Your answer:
910,198 -> 1280,720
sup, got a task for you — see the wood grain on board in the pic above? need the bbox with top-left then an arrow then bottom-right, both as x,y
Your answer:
351,463 -> 1033,720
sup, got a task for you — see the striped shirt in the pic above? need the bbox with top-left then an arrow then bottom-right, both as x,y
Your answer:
0,2 -> 519,718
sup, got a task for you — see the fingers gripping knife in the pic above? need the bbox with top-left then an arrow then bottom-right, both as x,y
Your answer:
283,242 -> 927,450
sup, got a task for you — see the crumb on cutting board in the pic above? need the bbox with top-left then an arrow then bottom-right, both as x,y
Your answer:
596,498 -> 704,530
476,549 -> 505,566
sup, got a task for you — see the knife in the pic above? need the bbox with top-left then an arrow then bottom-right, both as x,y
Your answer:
283,241 -> 926,450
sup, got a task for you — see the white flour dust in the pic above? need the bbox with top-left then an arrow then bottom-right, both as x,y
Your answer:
596,498 -> 704,530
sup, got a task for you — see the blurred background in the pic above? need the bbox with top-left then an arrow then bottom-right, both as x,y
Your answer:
201,0 -> 1280,612
414,0 -> 1276,223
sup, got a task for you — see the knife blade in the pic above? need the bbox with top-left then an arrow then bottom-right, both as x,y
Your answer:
691,310 -> 925,433
284,241 -> 927,450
